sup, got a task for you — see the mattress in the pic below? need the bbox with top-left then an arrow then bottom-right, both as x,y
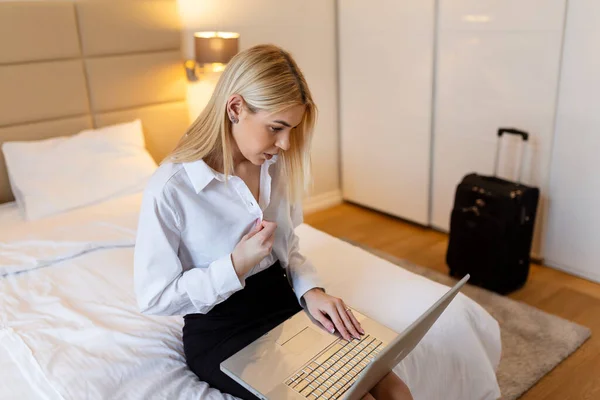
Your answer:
0,193 -> 502,400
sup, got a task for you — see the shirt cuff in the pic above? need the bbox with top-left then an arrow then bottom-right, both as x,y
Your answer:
290,264 -> 323,308
213,253 -> 245,294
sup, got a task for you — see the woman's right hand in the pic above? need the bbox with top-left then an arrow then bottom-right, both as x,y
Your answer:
231,219 -> 277,278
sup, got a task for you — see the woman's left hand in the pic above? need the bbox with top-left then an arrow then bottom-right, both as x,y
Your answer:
302,288 -> 365,341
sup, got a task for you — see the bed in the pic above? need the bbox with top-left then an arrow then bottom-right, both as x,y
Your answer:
0,1 -> 502,399
0,191 -> 501,400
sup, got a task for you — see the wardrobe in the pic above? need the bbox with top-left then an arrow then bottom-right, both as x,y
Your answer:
338,0 -> 600,283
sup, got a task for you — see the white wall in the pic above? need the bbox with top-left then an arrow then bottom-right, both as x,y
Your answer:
177,0 -> 340,203
544,0 -> 600,283
431,0 -> 566,257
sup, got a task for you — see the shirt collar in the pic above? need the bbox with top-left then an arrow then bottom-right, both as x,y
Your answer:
183,155 -> 279,194
183,159 -> 225,193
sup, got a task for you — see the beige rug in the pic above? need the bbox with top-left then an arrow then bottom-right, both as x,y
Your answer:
346,241 -> 592,400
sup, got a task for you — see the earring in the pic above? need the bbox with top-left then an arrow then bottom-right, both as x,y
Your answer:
230,115 -> 238,124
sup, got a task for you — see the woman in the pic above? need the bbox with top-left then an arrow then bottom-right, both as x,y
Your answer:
134,44 -> 413,400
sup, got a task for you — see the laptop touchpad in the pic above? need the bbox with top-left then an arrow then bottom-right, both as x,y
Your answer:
279,327 -> 322,354
275,315 -> 311,345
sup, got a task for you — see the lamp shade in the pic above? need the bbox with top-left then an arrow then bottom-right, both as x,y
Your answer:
194,32 -> 240,64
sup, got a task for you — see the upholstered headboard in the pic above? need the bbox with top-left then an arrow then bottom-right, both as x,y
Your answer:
0,0 -> 190,204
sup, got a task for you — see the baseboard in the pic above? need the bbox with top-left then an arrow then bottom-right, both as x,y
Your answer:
544,261 -> 600,284
303,190 -> 343,215
531,253 -> 544,265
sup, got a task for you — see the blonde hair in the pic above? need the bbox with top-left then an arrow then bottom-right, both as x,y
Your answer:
168,44 -> 316,201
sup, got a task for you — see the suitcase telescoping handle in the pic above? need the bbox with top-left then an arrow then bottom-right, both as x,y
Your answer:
498,128 -> 529,141
494,127 -> 530,183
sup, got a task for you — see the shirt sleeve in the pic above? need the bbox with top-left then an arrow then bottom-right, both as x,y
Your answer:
133,190 -> 245,316
286,202 -> 324,307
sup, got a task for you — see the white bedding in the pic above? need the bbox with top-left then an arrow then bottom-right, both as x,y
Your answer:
0,194 -> 502,400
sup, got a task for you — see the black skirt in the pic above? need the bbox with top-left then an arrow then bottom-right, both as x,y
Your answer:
183,261 -> 303,399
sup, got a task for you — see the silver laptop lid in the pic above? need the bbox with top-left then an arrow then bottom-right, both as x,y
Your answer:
343,274 -> 470,400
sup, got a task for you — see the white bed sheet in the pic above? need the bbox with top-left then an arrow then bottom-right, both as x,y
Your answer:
0,193 -> 141,275
0,195 -> 502,400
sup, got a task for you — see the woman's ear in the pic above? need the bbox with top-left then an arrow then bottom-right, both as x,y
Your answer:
227,94 -> 244,122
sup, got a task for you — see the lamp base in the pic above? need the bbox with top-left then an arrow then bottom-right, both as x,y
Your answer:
184,61 -> 227,82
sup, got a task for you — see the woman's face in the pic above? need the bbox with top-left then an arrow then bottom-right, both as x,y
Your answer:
228,95 -> 305,166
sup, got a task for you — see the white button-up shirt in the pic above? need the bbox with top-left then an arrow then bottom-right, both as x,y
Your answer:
133,156 -> 321,316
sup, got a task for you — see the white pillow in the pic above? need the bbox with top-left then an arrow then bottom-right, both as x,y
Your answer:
2,119 -> 158,221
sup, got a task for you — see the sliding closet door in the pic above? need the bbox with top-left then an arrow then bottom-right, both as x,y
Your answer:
545,0 -> 600,283
430,0 -> 566,257
338,0 -> 435,225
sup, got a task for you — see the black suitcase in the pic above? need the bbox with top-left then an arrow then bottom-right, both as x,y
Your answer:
446,128 -> 540,294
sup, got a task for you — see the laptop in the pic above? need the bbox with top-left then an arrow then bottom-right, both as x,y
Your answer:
221,274 -> 470,400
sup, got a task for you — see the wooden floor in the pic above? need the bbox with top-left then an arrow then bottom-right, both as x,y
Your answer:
305,202 -> 600,400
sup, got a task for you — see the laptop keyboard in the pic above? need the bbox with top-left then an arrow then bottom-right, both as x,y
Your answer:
285,334 -> 384,399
